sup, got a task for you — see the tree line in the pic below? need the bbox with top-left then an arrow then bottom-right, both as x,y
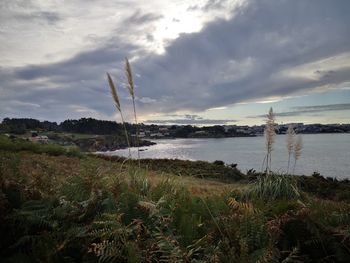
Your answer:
0,117 -> 138,135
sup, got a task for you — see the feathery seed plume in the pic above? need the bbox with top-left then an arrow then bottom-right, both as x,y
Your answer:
107,73 -> 121,111
286,124 -> 296,173
125,58 -> 135,99
293,134 -> 303,174
263,107 -> 276,174
294,135 -> 303,161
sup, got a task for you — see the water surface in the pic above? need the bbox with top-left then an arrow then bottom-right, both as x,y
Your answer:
103,134 -> 350,179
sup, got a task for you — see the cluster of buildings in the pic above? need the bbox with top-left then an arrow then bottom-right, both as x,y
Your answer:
137,127 -> 170,138
224,123 -> 350,136
137,123 -> 350,139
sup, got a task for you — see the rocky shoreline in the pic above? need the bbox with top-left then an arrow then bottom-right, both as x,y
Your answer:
73,137 -> 156,152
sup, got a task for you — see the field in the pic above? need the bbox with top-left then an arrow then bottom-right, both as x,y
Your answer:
1,137 -> 350,262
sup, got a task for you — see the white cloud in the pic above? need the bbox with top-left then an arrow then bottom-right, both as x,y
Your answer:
0,0 -> 240,67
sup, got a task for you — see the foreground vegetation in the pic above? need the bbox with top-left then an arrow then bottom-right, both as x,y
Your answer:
1,138 -> 350,262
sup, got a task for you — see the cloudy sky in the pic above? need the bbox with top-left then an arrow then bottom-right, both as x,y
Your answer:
1,0 -> 350,125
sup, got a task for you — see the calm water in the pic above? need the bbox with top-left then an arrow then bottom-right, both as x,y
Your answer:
103,134 -> 350,179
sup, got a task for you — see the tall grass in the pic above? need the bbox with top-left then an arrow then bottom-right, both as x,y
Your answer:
125,58 -> 140,164
286,124 -> 295,174
106,58 -> 140,162
248,173 -> 300,201
293,134 -> 303,174
106,72 -> 131,157
263,107 -> 276,174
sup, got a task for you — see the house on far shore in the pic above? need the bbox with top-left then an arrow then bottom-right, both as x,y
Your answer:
29,132 -> 49,143
150,132 -> 164,138
31,130 -> 38,137
194,130 -> 207,136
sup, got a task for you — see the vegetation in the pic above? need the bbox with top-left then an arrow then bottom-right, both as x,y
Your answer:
0,117 -> 128,135
247,173 -> 300,201
1,140 -> 350,262
96,155 -> 244,182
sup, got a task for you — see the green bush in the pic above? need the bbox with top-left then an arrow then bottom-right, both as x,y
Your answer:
0,135 -> 82,157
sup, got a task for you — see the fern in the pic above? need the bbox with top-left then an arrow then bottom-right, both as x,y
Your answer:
228,197 -> 258,215
153,227 -> 184,262
59,176 -> 92,202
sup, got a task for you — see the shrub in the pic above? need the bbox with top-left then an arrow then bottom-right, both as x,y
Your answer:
247,174 -> 300,201
0,135 -> 82,158
213,160 -> 225,166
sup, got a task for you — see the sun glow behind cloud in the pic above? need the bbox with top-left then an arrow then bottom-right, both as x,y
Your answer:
149,0 -> 243,54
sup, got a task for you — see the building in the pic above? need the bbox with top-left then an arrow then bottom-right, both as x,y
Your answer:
29,135 -> 49,143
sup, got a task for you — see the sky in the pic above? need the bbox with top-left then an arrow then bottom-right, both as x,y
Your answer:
0,0 -> 350,126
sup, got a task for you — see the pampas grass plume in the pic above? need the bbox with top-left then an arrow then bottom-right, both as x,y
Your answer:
293,134 -> 303,174
107,73 -> 121,112
286,125 -> 295,173
125,58 -> 135,99
264,107 -> 276,174
106,72 -> 131,157
125,57 -> 140,162
294,134 -> 303,160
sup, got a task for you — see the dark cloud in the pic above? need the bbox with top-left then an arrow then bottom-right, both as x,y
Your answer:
202,0 -> 228,11
162,114 -> 204,120
1,0 -> 350,122
249,103 -> 350,118
187,0 -> 228,11
144,118 -> 237,125
295,103 -> 350,113
0,38 -> 140,121
131,0 -> 350,113
124,10 -> 163,25
27,11 -> 61,24
145,112 -> 236,125
0,2 -> 61,25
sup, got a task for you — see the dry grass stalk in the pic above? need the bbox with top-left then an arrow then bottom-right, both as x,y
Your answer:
286,125 -> 296,173
263,107 -> 276,174
293,134 -> 303,174
106,72 -> 131,157
125,58 -> 140,163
